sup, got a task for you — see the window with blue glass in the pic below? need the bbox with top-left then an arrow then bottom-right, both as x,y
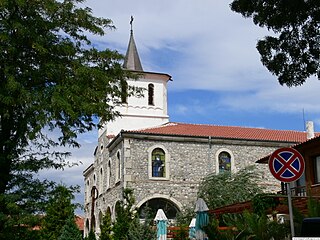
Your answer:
152,148 -> 165,177
219,151 -> 231,173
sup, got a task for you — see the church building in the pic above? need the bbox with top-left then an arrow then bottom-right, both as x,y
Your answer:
83,25 -> 314,236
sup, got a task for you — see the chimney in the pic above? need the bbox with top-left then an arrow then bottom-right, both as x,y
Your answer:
306,121 -> 315,139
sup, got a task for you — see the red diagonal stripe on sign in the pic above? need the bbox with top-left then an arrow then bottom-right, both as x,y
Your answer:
274,151 -> 300,178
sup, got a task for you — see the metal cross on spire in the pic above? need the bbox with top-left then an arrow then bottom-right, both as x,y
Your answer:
130,16 -> 134,32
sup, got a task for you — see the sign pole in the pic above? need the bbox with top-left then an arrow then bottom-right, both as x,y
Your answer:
268,148 -> 305,239
287,183 -> 295,238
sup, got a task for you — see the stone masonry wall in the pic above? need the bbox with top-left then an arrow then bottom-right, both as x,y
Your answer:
84,135 -> 289,236
123,137 -> 287,210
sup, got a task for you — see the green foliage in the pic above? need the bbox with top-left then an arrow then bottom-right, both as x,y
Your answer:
198,166 -> 262,209
0,0 -> 139,236
252,193 -> 278,216
203,219 -> 234,240
307,197 -> 320,217
112,188 -> 137,240
127,216 -> 156,240
107,188 -> 157,240
99,211 -> 113,240
58,215 -> 82,240
169,207 -> 193,240
171,224 -> 189,240
85,230 -> 97,240
230,0 -> 320,87
198,166 -> 290,239
227,211 -> 289,240
175,207 -> 195,226
41,184 -> 79,240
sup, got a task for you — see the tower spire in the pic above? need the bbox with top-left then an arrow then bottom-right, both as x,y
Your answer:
123,16 -> 143,71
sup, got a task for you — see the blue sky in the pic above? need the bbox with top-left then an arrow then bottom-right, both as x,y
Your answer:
82,0 -> 320,131
41,0 -> 320,213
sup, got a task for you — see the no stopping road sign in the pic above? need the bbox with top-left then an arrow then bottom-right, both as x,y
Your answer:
268,147 -> 305,183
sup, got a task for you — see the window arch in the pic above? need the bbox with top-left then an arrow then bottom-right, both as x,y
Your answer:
148,146 -> 170,179
107,160 -> 111,189
215,149 -> 234,174
85,219 -> 90,236
116,151 -> 121,182
106,207 -> 112,221
91,215 -> 96,231
219,152 -> 231,173
93,174 -> 96,185
152,148 -> 165,177
115,201 -> 121,219
148,84 -> 154,105
99,168 -> 103,193
138,198 -> 180,220
98,211 -> 103,232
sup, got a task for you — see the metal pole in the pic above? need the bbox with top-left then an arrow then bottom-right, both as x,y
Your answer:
287,183 -> 295,238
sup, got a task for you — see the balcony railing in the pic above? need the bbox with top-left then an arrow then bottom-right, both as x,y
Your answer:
277,185 -> 307,197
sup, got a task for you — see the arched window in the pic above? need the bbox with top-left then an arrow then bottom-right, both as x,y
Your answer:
116,151 -> 121,181
98,211 -> 103,231
91,215 -> 96,231
138,198 -> 180,219
151,148 -> 165,177
99,168 -> 103,193
93,174 -> 96,185
115,201 -> 121,219
218,151 -> 231,173
85,219 -> 90,236
148,84 -> 154,105
106,207 -> 112,221
107,160 -> 111,189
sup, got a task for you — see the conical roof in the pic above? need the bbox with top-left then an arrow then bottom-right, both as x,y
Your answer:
123,29 -> 143,71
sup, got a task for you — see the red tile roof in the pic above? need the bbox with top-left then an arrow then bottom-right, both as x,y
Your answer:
127,122 -> 317,143
75,215 -> 84,231
257,134 -> 320,163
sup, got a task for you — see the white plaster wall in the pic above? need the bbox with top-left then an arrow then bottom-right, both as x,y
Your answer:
99,73 -> 170,137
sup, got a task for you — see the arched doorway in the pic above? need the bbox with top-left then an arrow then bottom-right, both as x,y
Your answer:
85,219 -> 90,235
138,198 -> 180,219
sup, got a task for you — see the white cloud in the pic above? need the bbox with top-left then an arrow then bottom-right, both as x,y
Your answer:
36,0 -> 320,213
82,0 -> 320,118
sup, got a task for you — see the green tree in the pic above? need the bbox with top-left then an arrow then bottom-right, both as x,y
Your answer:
198,166 -> 262,210
99,211 -> 113,240
127,216 -> 156,240
85,230 -> 97,240
58,215 -> 82,240
0,0 -> 139,236
112,189 -> 136,240
41,184 -> 79,240
228,211 -> 289,240
230,0 -> 320,87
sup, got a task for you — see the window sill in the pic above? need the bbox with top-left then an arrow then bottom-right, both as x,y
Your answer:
149,177 -> 170,181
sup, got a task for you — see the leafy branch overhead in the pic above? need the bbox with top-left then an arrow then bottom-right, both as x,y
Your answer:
230,0 -> 320,87
0,0 -> 139,238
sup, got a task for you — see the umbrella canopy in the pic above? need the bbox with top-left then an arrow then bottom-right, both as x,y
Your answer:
189,218 -> 196,239
154,209 -> 168,221
154,209 -> 168,240
194,198 -> 209,240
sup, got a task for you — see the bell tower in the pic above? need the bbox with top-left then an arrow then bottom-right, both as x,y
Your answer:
98,17 -> 171,139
